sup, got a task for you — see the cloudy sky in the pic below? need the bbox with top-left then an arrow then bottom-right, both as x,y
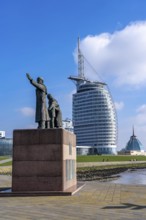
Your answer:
1,0 -> 146,150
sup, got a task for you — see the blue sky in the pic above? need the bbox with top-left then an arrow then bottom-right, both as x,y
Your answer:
1,0 -> 146,150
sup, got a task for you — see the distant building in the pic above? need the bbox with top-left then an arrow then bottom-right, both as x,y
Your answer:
118,128 -> 146,155
76,145 -> 93,155
126,128 -> 144,152
62,118 -> 74,133
0,131 -> 5,138
0,131 -> 12,156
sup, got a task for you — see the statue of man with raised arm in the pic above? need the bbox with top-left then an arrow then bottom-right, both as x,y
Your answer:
26,73 -> 50,129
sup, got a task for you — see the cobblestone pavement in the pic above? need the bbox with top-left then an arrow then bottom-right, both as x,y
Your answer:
0,176 -> 146,220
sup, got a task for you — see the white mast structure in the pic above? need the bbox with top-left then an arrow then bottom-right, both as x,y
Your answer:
68,38 -> 91,90
77,37 -> 84,79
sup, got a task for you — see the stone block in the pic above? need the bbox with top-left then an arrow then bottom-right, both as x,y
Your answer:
12,128 -> 76,192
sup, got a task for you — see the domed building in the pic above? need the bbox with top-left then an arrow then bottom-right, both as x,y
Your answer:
125,128 -> 144,152
119,127 -> 145,155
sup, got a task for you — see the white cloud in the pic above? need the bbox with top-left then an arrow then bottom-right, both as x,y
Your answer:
136,104 -> 146,113
135,104 -> 146,125
67,89 -> 76,100
76,21 -> 146,87
19,107 -> 35,117
115,101 -> 124,110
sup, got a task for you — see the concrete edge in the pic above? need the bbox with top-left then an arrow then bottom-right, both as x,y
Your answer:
0,182 -> 85,197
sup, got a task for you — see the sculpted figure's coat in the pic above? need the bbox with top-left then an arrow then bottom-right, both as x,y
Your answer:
47,94 -> 62,128
26,73 -> 49,129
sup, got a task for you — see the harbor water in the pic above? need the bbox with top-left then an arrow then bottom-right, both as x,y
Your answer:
109,168 -> 146,185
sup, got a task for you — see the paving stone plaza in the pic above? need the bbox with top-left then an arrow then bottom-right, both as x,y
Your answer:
0,175 -> 146,220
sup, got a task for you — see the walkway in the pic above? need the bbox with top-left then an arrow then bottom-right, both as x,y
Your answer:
77,160 -> 146,167
0,176 -> 146,219
0,158 -> 12,165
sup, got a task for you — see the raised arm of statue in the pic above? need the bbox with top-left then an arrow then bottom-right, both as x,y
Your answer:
26,73 -> 32,81
26,73 -> 47,93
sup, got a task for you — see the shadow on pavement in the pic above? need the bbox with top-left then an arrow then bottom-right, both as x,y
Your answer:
102,203 -> 146,210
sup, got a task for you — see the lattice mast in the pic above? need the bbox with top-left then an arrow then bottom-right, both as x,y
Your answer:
68,38 -> 88,90
77,37 -> 84,79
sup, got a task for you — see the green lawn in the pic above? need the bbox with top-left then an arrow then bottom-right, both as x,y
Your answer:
0,161 -> 12,166
77,155 -> 146,162
1,155 -> 146,166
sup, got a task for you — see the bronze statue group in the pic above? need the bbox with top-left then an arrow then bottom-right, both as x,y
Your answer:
26,73 -> 62,129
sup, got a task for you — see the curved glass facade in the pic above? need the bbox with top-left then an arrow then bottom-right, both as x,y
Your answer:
0,138 -> 13,155
73,81 -> 117,155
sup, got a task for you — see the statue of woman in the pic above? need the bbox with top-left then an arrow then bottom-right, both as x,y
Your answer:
47,94 -> 62,128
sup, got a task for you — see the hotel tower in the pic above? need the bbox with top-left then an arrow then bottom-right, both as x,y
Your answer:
69,39 -> 117,155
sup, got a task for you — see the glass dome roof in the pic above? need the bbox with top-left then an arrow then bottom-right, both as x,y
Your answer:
125,128 -> 144,151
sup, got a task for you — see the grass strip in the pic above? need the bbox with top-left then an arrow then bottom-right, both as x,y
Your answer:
77,162 -> 146,171
0,161 -> 12,166
77,155 -> 146,162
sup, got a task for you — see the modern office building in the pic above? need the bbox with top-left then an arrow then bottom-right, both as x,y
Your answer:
0,131 -> 12,156
69,39 -> 117,155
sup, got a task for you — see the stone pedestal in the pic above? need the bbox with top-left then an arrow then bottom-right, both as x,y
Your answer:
12,128 -> 76,192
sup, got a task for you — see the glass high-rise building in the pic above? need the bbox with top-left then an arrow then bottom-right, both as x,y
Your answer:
69,39 -> 117,155
0,131 -> 12,156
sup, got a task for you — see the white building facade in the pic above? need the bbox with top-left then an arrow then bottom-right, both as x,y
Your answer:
72,81 -> 117,155
0,131 -> 5,138
62,118 -> 74,133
